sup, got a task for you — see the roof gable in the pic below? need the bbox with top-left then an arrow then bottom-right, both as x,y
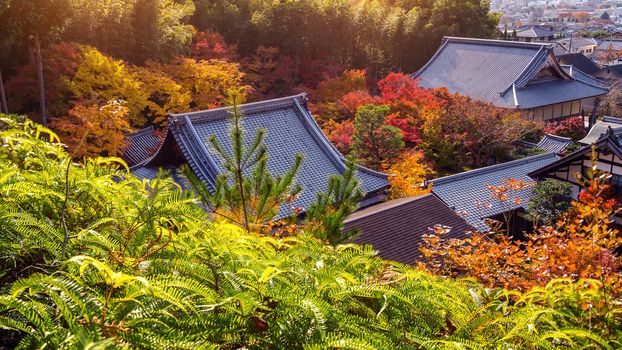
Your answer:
413,37 -> 609,109
135,94 -> 389,217
530,131 -> 622,179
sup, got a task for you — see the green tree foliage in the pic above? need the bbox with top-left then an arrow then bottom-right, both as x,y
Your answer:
527,179 -> 574,225
352,104 -> 404,169
183,90 -> 303,234
192,0 -> 498,76
0,114 -> 617,348
304,161 -> 363,245
64,0 -> 195,62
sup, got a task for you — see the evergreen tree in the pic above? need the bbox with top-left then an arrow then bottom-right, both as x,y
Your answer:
352,104 -> 404,169
305,161 -> 363,245
183,89 -> 303,233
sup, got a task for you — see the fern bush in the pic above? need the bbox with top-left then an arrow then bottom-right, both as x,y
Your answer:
0,114 -> 619,349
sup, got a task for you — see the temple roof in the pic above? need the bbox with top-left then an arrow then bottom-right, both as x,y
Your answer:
536,134 -> 574,154
557,53 -> 601,75
344,194 -> 473,265
413,37 -> 608,109
428,153 -> 559,231
132,94 -> 389,217
579,116 -> 622,145
123,126 -> 164,167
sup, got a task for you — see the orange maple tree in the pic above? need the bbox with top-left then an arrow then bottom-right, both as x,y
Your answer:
419,165 -> 622,296
50,100 -> 131,158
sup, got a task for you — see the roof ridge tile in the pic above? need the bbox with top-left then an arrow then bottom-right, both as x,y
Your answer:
429,153 -> 557,186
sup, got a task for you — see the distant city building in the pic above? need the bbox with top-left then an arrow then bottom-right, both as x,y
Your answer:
556,37 -> 598,55
517,26 -> 555,42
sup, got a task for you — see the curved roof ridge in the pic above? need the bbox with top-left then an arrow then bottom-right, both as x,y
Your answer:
412,38 -> 451,79
442,36 -> 554,49
542,133 -> 573,142
170,94 -> 307,121
344,193 -> 433,224
291,97 -> 347,172
126,125 -> 155,138
429,152 -> 557,186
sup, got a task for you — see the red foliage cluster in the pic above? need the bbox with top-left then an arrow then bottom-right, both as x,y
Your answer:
544,116 -> 586,140
191,31 -> 238,61
323,119 -> 355,154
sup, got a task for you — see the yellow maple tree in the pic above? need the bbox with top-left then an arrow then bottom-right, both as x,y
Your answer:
385,150 -> 434,199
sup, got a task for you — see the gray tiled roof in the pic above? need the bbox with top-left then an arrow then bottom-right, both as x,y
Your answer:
429,153 -> 559,231
344,194 -> 473,265
517,27 -> 554,38
536,134 -> 574,154
579,116 -> 622,145
556,37 -> 598,50
597,40 -> 622,52
133,94 -> 389,218
123,126 -> 164,166
413,37 -> 608,109
561,65 -> 608,88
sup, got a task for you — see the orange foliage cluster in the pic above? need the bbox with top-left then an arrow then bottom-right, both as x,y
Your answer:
5,43 -> 249,158
50,100 -> 131,158
419,168 -> 622,296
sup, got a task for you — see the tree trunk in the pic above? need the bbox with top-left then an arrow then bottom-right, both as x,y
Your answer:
34,33 -> 47,126
0,69 -> 7,114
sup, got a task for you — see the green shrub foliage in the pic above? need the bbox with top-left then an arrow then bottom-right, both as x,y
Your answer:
0,115 -> 618,349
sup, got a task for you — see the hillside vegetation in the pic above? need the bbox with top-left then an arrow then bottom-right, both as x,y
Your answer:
0,115 -> 618,349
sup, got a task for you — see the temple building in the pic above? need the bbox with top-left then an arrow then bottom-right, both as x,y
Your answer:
413,37 -> 609,122
128,94 -> 390,217
530,117 -> 622,200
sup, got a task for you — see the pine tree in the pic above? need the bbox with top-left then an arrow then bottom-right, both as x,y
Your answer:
183,89 -> 303,233
305,160 -> 362,245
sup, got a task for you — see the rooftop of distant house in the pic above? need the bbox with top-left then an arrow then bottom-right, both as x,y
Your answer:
557,53 -> 601,75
